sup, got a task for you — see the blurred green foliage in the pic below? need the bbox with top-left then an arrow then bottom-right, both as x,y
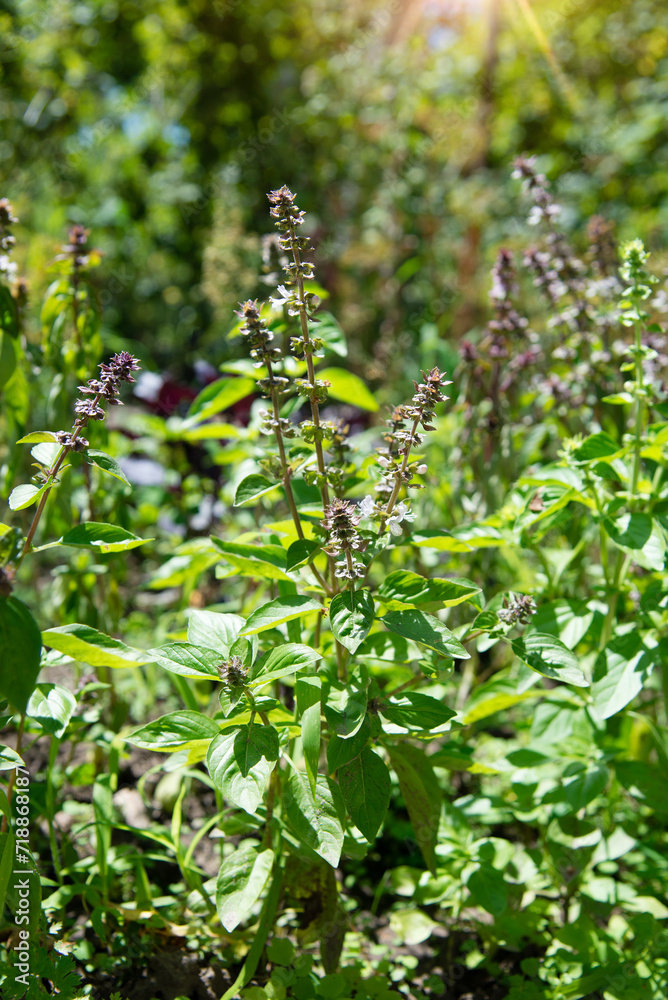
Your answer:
2,0 -> 668,379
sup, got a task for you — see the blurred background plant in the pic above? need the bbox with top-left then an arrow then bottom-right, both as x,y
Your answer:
2,0 -> 668,384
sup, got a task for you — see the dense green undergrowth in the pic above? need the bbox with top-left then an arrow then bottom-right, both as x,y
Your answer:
0,159 -> 667,1000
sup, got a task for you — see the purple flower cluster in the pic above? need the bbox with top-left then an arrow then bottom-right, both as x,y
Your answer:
73,352 -> 140,427
321,498 -> 365,580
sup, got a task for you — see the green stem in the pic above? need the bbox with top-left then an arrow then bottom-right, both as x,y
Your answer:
266,368 -> 330,594
286,222 -> 339,592
17,391 -> 103,566
599,550 -> 631,652
220,861 -> 283,1000
630,317 -> 645,505
385,674 -> 424,699
46,737 -> 63,881
287,222 -> 330,511
379,413 -> 422,536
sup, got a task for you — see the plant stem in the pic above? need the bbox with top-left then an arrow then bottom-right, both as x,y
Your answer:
17,446 -> 69,564
17,391 -> 102,566
286,223 -> 339,592
265,360 -> 331,595
599,550 -> 631,651
266,360 -> 304,539
287,221 -> 331,512
385,673 -> 424,699
220,862 -> 283,1000
630,317 -> 645,505
379,413 -> 422,535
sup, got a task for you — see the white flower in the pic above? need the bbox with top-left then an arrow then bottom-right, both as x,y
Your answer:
0,255 -> 17,278
490,274 -> 507,302
387,501 -> 415,536
270,284 -> 293,308
359,495 -> 376,518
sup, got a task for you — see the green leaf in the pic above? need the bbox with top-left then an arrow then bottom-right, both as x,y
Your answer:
0,523 -> 19,567
240,596 -> 322,636
0,744 -> 25,771
411,525 -> 505,552
296,676 -> 322,798
590,633 -> 656,720
329,590 -> 375,654
267,936 -> 296,966
31,441 -> 60,467
563,765 -> 608,811
470,610 -> 502,634
185,376 -> 255,425
327,716 -> 371,773
316,367 -> 379,411
148,549 -> 220,589
187,610 -> 246,658
388,909 -> 439,946
356,631 -> 418,663
234,474 -> 282,507
615,761 -> 668,814
511,633 -> 589,687
572,432 -> 621,461
148,642 -> 222,679
207,723 -> 279,814
2,363 -> 28,434
8,483 -> 48,511
433,750 -> 497,774
381,609 -> 470,659
16,431 -> 60,445
466,864 -> 507,916
86,449 -> 131,486
380,693 -> 456,732
285,538 -> 320,571
284,770 -> 345,867
216,844 -> 274,931
316,311 -> 347,357
528,600 -> 593,650
59,522 -> 150,552
26,683 -> 76,737
219,864 -> 283,1000
180,421 -> 243,442
249,642 -> 321,690
505,749 -> 552,768
387,744 -> 441,873
211,537 -> 295,582
323,678 -> 367,739
602,392 -> 633,405
0,328 -> 17,388
337,747 -> 391,842
0,596 -> 42,712
378,570 -> 481,609
127,711 -> 220,751
603,513 -> 666,570
0,284 -> 18,337
463,688 -> 541,725
42,623 -> 150,669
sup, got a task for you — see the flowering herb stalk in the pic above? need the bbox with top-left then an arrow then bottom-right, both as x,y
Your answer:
238,299 -> 330,594
12,351 -> 140,565
267,187 -> 333,508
